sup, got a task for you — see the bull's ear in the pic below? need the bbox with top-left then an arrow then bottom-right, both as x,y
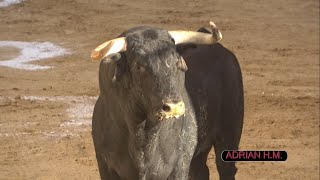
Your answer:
111,53 -> 127,83
98,58 -> 114,94
102,53 -> 122,83
176,57 -> 188,72
99,53 -> 127,84
102,53 -> 122,63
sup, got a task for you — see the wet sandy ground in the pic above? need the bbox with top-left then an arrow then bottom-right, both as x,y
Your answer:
0,0 -> 319,179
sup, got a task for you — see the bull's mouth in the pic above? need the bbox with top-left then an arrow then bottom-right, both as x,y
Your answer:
157,101 -> 185,120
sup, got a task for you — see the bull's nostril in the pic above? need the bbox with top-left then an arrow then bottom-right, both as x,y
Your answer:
162,104 -> 171,112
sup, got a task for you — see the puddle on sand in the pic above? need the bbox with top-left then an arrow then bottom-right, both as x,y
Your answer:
0,0 -> 24,7
0,41 -> 69,70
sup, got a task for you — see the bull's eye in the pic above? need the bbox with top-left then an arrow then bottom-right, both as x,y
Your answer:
134,63 -> 146,72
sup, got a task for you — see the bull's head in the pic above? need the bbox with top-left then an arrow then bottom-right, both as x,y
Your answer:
91,21 -> 221,179
92,21 -> 221,120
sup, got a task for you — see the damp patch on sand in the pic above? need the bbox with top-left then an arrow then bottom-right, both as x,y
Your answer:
0,41 -> 69,70
18,95 -> 97,127
0,95 -> 97,138
0,0 -> 24,7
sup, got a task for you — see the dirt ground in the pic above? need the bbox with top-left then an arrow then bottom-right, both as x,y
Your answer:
0,0 -> 319,179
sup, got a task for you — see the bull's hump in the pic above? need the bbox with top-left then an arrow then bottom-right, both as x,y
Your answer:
125,27 -> 174,45
125,28 -> 176,60
142,29 -> 159,40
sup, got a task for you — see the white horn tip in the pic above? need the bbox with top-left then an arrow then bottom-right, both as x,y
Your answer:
209,21 -> 217,28
209,20 -> 222,42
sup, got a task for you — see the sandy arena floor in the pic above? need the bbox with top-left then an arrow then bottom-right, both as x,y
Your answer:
0,0 -> 319,179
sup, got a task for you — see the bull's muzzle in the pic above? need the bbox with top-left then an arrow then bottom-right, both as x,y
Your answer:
157,101 -> 185,120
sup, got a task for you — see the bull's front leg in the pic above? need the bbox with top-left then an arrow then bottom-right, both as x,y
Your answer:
168,153 -> 192,180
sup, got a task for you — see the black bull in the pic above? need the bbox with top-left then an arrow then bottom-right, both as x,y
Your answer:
92,27 -> 244,180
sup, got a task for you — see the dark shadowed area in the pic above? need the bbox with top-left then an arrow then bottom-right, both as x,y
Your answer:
0,0 -> 318,179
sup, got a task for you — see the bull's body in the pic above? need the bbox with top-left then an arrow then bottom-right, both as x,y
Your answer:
92,26 -> 243,180
179,41 -> 244,179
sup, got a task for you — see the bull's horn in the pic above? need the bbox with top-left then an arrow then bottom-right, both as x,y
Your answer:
91,37 -> 126,61
168,21 -> 222,45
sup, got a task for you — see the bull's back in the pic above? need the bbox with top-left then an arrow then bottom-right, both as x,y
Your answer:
179,43 -> 244,151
